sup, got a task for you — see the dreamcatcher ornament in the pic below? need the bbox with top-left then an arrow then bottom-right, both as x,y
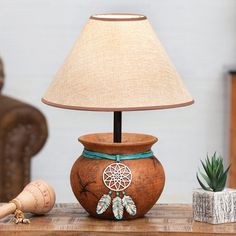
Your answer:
96,162 -> 137,220
80,148 -> 155,219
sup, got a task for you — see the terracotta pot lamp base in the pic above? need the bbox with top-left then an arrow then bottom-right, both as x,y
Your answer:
42,13 -> 193,220
71,131 -> 165,220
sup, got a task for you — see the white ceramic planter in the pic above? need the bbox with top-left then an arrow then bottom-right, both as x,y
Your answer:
193,188 -> 236,224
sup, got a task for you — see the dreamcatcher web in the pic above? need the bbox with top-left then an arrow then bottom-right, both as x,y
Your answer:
103,163 -> 132,191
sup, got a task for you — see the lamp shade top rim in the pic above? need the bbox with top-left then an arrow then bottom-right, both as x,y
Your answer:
90,13 -> 147,21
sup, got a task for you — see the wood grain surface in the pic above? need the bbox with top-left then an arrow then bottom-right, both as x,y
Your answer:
0,203 -> 236,235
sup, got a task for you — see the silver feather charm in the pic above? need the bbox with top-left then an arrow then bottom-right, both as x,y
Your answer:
96,194 -> 111,214
112,196 -> 124,220
122,195 -> 137,216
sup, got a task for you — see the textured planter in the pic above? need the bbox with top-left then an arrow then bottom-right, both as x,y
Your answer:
193,188 -> 236,224
70,133 -> 165,220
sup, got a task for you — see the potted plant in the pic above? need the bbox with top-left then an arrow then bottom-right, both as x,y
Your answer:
192,152 -> 236,224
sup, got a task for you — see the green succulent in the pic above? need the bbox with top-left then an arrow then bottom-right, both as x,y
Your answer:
196,152 -> 230,192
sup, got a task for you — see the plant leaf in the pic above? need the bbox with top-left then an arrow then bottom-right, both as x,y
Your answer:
197,153 -> 230,192
206,155 -> 213,174
199,169 -> 213,189
201,160 -> 212,179
215,159 -> 223,179
196,173 -> 212,191
214,165 -> 231,191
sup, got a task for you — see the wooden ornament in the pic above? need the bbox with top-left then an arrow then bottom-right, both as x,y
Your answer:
0,179 -> 55,219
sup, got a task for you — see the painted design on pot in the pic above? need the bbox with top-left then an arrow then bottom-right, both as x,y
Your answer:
80,146 -> 157,220
96,162 -> 137,220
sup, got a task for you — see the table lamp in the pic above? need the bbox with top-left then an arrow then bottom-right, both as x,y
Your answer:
42,13 -> 194,220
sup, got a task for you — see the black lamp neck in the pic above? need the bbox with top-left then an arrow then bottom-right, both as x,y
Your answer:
113,111 -> 122,143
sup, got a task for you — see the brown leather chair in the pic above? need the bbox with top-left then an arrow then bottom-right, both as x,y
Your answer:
0,58 -> 48,201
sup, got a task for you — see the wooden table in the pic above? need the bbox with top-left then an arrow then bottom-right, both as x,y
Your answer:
0,203 -> 236,235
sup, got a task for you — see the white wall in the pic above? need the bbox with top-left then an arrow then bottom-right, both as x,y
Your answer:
1,0 -> 236,203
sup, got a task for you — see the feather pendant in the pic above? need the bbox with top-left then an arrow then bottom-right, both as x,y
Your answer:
96,194 -> 111,214
112,196 -> 124,220
122,195 -> 137,216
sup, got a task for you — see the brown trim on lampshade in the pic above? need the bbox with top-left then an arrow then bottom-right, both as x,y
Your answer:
42,98 -> 194,112
90,13 -> 147,22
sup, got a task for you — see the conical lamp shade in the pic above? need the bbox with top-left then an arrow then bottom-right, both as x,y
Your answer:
42,14 -> 194,111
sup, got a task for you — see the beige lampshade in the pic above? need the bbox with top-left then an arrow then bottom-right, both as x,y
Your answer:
42,13 -> 194,111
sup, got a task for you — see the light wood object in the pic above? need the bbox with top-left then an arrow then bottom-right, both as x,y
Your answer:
0,203 -> 236,235
0,180 -> 55,220
229,71 -> 236,188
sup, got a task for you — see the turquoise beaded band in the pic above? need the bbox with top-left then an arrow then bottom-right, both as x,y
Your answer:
82,149 -> 153,162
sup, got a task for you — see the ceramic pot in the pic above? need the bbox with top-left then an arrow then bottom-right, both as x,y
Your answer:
70,133 -> 165,220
